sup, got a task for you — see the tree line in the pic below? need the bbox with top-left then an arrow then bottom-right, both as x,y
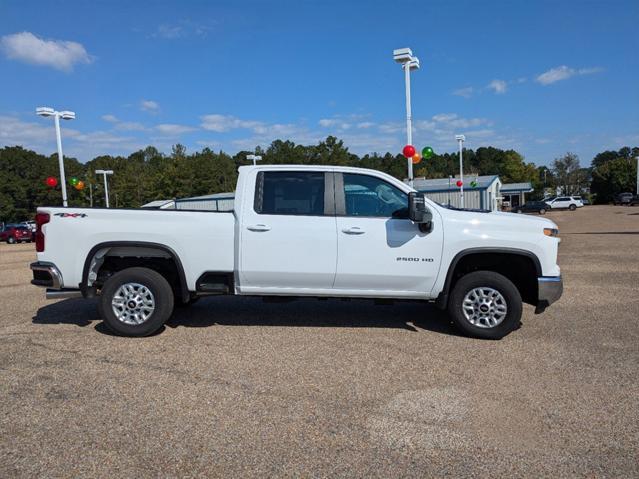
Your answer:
0,136 -> 636,222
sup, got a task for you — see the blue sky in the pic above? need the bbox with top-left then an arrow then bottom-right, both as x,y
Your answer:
0,0 -> 637,167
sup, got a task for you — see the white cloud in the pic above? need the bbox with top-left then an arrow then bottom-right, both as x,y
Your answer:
200,114 -> 262,132
488,79 -> 507,94
453,87 -> 474,98
153,20 -> 212,39
536,65 -> 603,85
102,114 -> 147,131
319,118 -> 339,127
154,123 -> 197,136
156,25 -> 184,39
0,31 -> 93,72
102,114 -> 118,123
357,122 -> 375,129
140,100 -> 160,113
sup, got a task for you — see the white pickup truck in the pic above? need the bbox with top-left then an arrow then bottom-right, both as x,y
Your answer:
31,165 -> 563,339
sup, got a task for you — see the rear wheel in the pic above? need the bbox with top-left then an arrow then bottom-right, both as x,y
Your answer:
539,208 -> 546,215
447,271 -> 522,339
569,204 -> 576,211
99,267 -> 174,337
7,236 -> 15,244
516,209 -> 522,214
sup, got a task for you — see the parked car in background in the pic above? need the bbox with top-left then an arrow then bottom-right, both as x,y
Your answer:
513,201 -> 548,215
545,196 -> 583,211
572,196 -> 590,205
614,192 -> 634,205
0,225 -> 32,244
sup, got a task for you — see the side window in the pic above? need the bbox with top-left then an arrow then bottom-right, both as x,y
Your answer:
342,173 -> 408,218
255,171 -> 325,216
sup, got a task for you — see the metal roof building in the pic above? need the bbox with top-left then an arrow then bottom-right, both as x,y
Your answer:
500,182 -> 534,209
413,175 -> 502,211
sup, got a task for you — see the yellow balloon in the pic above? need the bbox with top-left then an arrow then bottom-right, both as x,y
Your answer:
412,153 -> 421,164
75,180 -> 85,190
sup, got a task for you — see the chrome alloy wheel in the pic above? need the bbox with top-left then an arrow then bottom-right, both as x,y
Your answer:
111,282 -> 156,325
462,287 -> 508,328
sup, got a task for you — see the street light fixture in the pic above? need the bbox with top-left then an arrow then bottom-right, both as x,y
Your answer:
455,134 -> 466,208
393,47 -> 420,187
246,154 -> 263,166
36,106 -> 76,207
95,170 -> 114,208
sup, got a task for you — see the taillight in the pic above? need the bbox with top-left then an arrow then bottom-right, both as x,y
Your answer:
35,213 -> 50,252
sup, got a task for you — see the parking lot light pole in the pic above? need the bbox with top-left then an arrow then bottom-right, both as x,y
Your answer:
455,134 -> 466,208
393,48 -> 420,187
246,154 -> 263,166
95,170 -> 114,207
636,156 -> 638,195
36,107 -> 76,207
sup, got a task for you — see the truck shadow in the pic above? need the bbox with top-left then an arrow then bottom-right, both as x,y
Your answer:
32,296 -> 459,336
166,296 -> 458,335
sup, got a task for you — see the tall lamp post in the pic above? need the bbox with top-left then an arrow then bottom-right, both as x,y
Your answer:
455,134 -> 466,208
393,48 -> 420,187
36,107 -> 76,207
635,156 -> 639,195
246,154 -> 263,166
95,170 -> 114,207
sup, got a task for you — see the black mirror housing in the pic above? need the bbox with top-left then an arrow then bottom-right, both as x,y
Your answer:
409,192 -> 432,222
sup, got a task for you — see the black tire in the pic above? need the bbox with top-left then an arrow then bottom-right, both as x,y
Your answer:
569,204 -> 576,211
516,209 -> 522,214
447,271 -> 522,340
99,267 -> 174,337
7,237 -> 15,244
539,208 -> 546,215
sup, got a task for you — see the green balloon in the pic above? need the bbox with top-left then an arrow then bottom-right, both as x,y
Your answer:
470,180 -> 478,187
421,146 -> 434,159
70,177 -> 79,186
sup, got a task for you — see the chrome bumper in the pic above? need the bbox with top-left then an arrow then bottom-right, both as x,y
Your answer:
30,261 -> 63,289
536,276 -> 563,313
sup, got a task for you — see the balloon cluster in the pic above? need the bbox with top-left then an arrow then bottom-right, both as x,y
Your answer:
70,177 -> 85,191
402,145 -> 434,165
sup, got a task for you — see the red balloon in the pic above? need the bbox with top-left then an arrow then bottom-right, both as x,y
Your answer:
45,176 -> 58,187
456,180 -> 463,187
402,145 -> 416,158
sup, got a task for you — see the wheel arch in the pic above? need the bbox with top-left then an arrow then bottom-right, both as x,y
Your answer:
436,248 -> 542,309
80,241 -> 190,303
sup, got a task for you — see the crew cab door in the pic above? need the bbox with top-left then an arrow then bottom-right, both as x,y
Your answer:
333,172 -> 443,297
239,170 -> 337,291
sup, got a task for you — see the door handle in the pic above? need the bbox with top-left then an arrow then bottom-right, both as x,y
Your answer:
342,226 -> 365,235
247,224 -> 271,232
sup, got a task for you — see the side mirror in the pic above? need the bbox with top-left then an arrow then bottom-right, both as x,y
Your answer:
409,192 -> 433,232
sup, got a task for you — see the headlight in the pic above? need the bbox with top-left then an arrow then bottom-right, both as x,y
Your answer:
543,228 -> 559,237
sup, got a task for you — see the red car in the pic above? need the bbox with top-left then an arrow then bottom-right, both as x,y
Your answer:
0,225 -> 32,244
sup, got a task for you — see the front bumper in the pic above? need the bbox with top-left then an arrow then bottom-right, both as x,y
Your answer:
536,276 -> 563,313
30,261 -> 63,289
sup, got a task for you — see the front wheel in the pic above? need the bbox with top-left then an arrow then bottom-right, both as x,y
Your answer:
99,267 -> 174,337
7,237 -> 15,244
447,271 -> 522,339
539,208 -> 546,215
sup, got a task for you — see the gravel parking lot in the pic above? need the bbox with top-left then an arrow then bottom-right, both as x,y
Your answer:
1,205 -> 638,477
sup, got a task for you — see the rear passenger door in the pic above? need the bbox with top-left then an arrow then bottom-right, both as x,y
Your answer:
239,170 -> 338,292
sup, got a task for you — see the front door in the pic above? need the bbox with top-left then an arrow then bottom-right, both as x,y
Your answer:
239,170 -> 337,291
333,172 -> 443,297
